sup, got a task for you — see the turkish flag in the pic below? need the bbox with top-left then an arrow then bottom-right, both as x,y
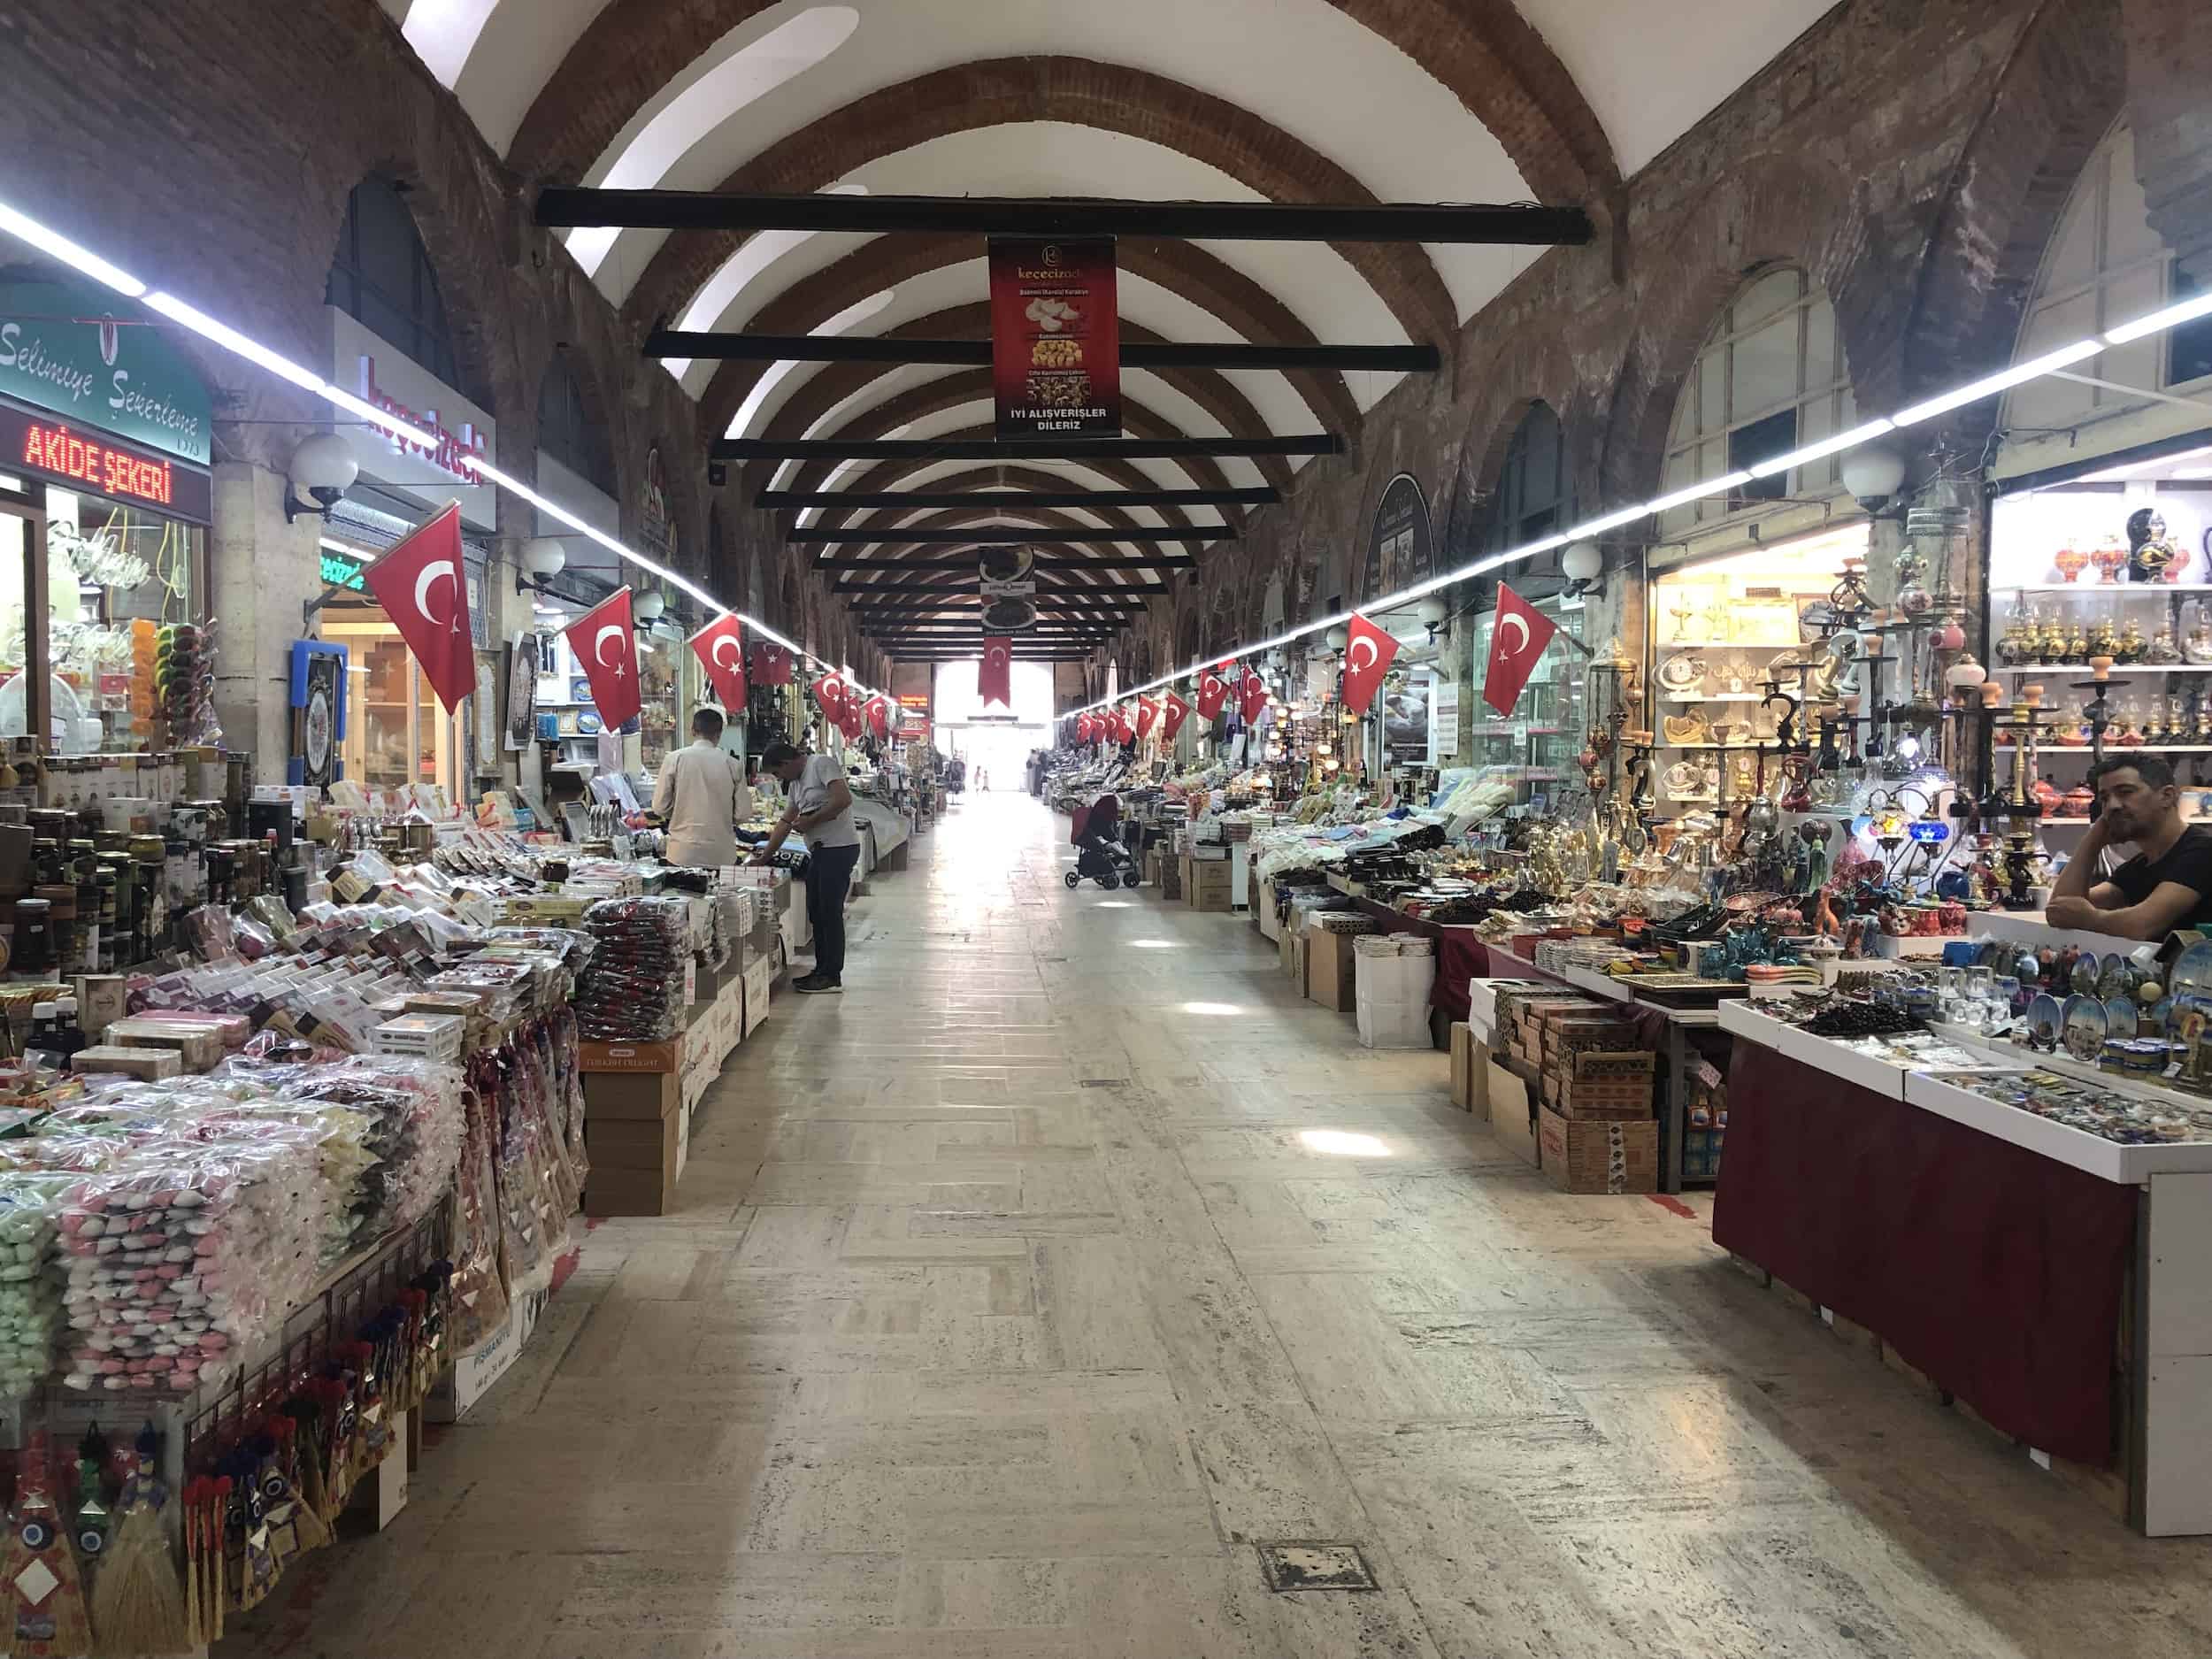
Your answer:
1161,693 -> 1190,743
838,697 -> 865,741
1135,697 -> 1159,739
1340,612 -> 1401,716
979,638 -> 1013,710
689,614 -> 747,709
1483,583 -> 1558,716
1237,668 -> 1270,724
566,587 -> 641,730
749,641 -> 793,686
363,502 -> 473,712
812,672 -> 848,722
1195,668 -> 1229,719
864,694 -> 890,738
1113,707 -> 1133,743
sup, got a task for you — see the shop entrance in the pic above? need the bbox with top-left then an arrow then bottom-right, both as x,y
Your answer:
933,658 -> 1053,793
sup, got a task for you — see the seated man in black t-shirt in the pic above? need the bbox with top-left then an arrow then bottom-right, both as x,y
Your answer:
2046,757 -> 2212,940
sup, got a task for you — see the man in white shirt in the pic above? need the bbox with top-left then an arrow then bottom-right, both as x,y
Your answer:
650,708 -> 749,867
753,740 -> 862,994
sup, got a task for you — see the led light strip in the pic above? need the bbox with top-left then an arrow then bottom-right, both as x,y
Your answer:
0,198 -> 879,706
1076,288 -> 2212,714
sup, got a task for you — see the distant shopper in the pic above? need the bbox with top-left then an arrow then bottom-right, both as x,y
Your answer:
754,741 -> 862,994
651,708 -> 749,866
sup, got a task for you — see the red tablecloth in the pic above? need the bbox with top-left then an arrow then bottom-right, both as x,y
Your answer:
1348,898 -> 1487,1019
1712,1041 -> 2134,1464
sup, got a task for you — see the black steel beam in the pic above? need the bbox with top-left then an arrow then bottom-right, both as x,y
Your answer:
793,526 -> 1225,546
816,557 -> 1191,571
761,486 -> 1275,511
657,330 -> 1437,373
714,435 -> 1340,463
541,188 -> 1593,246
847,602 -> 1148,614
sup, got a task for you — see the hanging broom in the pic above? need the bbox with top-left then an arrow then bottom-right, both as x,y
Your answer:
89,1425 -> 185,1659
0,1432 -> 94,1659
268,1421 -> 330,1556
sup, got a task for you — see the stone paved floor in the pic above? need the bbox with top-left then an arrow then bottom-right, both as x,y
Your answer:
227,791 -> 2212,1657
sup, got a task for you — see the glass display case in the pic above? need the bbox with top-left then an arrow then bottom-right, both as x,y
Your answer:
1463,594 -> 1588,800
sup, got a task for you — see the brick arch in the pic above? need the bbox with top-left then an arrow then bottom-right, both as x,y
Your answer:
695,232 -> 1359,443
774,387 -> 1249,520
1903,0 -> 2125,408
508,1 -> 1611,226
624,58 -> 1456,354
814,463 -> 1202,547
742,303 -> 1289,503
833,503 -> 1174,575
1599,153 -> 1902,519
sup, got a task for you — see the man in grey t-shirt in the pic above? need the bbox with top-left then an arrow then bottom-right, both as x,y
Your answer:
753,741 -> 861,993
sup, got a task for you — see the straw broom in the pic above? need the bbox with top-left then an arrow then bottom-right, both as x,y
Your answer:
88,1427 -> 185,1659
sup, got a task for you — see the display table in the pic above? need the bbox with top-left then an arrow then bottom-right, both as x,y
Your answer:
1715,1006 -> 2212,1535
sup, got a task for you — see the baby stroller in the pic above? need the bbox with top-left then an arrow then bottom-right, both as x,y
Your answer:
1066,799 -> 1140,890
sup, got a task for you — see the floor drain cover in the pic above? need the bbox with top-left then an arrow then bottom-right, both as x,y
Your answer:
1256,1543 -> 1379,1593
1079,1078 -> 1128,1089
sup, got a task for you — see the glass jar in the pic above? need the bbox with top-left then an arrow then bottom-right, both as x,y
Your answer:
12,899 -> 52,975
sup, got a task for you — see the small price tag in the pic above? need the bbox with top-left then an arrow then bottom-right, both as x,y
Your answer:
1689,1059 -> 1724,1089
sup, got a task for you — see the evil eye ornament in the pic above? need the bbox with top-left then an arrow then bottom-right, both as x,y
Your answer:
19,1517 -> 51,1550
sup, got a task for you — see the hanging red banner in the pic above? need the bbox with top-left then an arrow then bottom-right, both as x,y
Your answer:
749,640 -> 793,686
1483,584 -> 1559,716
1340,612 -> 1402,716
361,501 -> 473,713
1237,668 -> 1270,724
864,694 -> 890,738
1075,713 -> 1094,742
1195,668 -> 1229,719
1135,697 -> 1159,739
688,613 -> 747,709
811,672 -> 849,723
565,587 -> 641,731
1161,692 -> 1190,742
979,637 -> 1013,710
988,238 -> 1119,439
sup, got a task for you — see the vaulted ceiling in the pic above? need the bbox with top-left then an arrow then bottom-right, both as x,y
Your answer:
381,0 -> 1841,634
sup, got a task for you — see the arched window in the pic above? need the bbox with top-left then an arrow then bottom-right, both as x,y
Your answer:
1659,267 -> 1855,539
326,175 -> 477,400
538,356 -> 616,498
2003,124 -> 2212,443
1485,403 -> 1571,551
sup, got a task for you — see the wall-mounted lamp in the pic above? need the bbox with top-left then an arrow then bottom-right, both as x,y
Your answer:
282,433 -> 357,524
1416,596 -> 1448,643
1562,539 -> 1604,599
1324,625 -> 1348,654
634,590 -> 667,624
1839,442 -> 1908,513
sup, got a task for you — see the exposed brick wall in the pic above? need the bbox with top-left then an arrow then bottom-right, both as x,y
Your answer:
2121,0 -> 2212,275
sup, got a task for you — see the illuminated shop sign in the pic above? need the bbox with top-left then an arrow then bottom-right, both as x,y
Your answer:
319,550 -> 366,591
0,401 -> 211,524
357,355 -> 488,480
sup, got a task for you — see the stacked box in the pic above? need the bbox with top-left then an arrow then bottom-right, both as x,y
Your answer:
1541,1048 -> 1657,1119
1183,855 -> 1232,912
1539,1110 -> 1660,1194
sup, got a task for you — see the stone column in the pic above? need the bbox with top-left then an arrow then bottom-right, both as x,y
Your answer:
208,460 -> 326,784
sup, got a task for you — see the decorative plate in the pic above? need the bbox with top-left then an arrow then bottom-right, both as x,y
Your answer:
2061,994 -> 2108,1063
2026,992 -> 2062,1048
2169,940 -> 2212,1004
2070,952 -> 2102,995
577,711 -> 604,735
2097,952 -> 2132,999
2105,995 -> 2140,1035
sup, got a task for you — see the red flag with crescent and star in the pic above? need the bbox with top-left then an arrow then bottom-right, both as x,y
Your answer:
979,638 -> 1013,710
1114,706 -> 1134,743
689,613 -> 748,709
1135,697 -> 1159,739
811,672 -> 849,723
864,694 -> 890,738
749,640 -> 793,686
1075,713 -> 1092,741
1340,612 -> 1401,716
1161,692 -> 1190,743
1483,583 -> 1559,716
363,502 -> 473,712
1195,668 -> 1229,719
1237,668 -> 1270,724
566,587 -> 641,730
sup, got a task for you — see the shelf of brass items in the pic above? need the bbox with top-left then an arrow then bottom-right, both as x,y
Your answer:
1997,662 -> 2208,674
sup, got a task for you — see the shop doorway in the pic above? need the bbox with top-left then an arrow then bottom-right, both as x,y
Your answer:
933,658 -> 1051,795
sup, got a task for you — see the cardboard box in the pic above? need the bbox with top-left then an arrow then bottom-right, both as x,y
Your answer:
580,1038 -> 682,1073
73,1044 -> 182,1081
1304,920 -> 1359,1012
1448,1023 -> 1478,1112
1182,854 -> 1233,912
1539,1109 -> 1660,1194
424,1285 -> 546,1424
583,1068 -> 680,1122
587,1108 -> 680,1174
1465,1037 -> 1494,1120
1487,1057 -> 1539,1166
585,1167 -> 672,1217
741,955 -> 773,1038
1256,876 -> 1280,941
